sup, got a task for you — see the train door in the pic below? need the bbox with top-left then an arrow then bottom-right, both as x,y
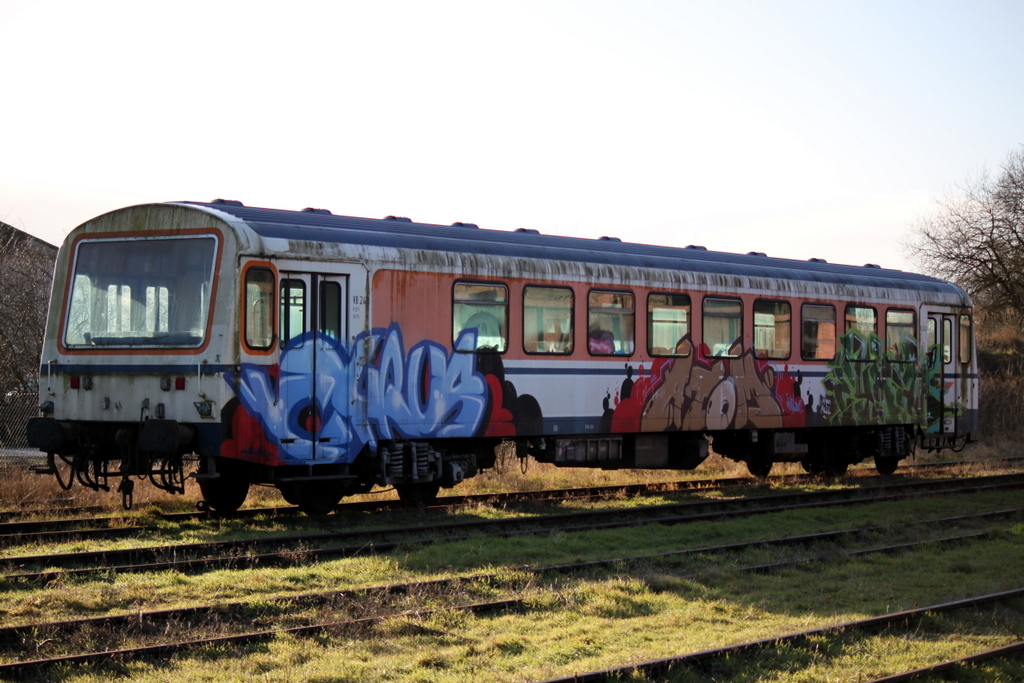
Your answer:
923,307 -> 960,435
278,269 -> 352,460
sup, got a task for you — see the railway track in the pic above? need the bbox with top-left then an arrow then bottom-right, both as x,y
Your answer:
0,455 -> 1018,544
535,588 -> 1024,683
2,453 -> 1018,524
2,472 -> 1022,584
0,508 -> 1017,677
862,641 -> 1024,682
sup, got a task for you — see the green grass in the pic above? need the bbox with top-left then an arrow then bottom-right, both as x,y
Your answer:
20,552 -> 1024,682
1,447 -> 1024,682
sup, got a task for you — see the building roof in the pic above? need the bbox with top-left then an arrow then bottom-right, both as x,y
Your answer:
0,220 -> 58,257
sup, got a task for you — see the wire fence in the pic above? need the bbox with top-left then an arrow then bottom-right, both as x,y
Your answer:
0,393 -> 43,466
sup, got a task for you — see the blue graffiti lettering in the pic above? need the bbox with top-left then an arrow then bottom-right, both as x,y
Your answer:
225,324 -> 489,463
361,326 -> 487,446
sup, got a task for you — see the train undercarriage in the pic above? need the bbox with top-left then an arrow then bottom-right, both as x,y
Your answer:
27,413 -> 957,513
709,425 -> 921,478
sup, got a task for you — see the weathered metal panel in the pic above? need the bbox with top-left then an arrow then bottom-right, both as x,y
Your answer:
173,201 -> 969,306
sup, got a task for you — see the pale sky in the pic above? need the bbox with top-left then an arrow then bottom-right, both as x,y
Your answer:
2,0 -> 1021,272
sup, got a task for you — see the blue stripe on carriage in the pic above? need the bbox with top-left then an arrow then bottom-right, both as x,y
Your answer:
42,364 -> 235,374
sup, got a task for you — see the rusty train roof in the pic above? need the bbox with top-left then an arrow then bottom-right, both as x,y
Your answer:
174,200 -> 966,299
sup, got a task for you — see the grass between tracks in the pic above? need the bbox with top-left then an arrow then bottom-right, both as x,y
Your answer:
0,446 -> 1023,681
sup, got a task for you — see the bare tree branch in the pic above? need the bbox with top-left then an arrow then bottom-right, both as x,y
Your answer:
0,223 -> 56,395
907,146 -> 1024,324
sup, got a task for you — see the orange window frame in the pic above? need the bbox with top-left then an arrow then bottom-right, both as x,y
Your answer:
241,261 -> 278,355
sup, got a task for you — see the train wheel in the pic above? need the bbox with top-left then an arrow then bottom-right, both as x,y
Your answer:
198,470 -> 250,513
801,457 -> 825,474
745,458 -> 773,479
820,451 -> 849,477
293,481 -> 343,516
874,456 -> 899,475
820,440 -> 854,478
396,481 -> 441,507
824,460 -> 849,477
277,482 -> 301,506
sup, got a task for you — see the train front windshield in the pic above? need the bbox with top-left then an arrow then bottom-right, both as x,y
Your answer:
64,236 -> 218,348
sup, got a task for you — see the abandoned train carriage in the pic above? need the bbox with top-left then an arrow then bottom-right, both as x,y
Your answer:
27,200 -> 977,512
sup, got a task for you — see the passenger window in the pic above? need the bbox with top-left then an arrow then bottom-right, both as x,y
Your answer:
319,281 -> 343,341
959,314 -> 972,365
703,297 -> 742,358
588,290 -> 635,355
801,304 -> 836,360
280,278 -> 306,346
524,286 -> 573,354
927,318 -> 938,368
754,299 -> 791,359
245,267 -> 275,350
845,305 -> 878,360
453,283 -> 508,352
648,293 -> 691,356
885,310 -> 916,362
943,318 -> 953,364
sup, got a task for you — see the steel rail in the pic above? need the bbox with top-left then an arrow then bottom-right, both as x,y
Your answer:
3,475 -> 1022,583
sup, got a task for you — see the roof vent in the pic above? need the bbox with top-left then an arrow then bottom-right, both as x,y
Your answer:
599,236 -> 621,242
747,251 -> 767,257
808,258 -> 828,263
451,222 -> 479,229
863,263 -> 881,269
212,198 -> 244,207
515,228 -> 540,234
685,245 -> 707,251
385,216 -> 412,222
302,207 -> 332,215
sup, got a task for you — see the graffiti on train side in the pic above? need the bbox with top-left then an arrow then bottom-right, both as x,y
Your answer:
823,330 -> 918,426
220,323 -> 541,463
361,324 -> 488,442
601,336 -> 807,433
822,330 -> 961,430
603,331 -> 945,433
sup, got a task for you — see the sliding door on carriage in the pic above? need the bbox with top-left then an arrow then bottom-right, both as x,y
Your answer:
924,307 -> 967,436
278,271 -> 350,460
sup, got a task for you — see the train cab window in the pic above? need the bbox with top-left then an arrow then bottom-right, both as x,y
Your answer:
280,278 -> 306,346
588,290 -> 635,355
959,314 -> 972,365
453,283 -> 508,352
523,286 -> 573,354
885,310 -> 916,362
703,297 -> 742,358
754,299 -> 791,359
648,293 -> 691,356
801,304 -> 836,360
844,305 -> 878,360
64,236 -> 217,348
244,268 -> 275,351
